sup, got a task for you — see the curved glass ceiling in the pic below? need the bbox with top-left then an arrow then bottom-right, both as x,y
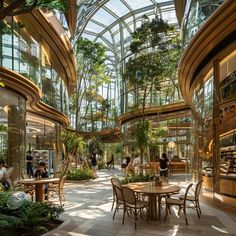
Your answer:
76,0 -> 178,80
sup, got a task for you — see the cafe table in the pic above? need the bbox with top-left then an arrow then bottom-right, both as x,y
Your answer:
124,182 -> 180,220
19,178 -> 60,202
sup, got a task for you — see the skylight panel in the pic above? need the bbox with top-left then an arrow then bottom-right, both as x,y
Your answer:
105,0 -> 130,17
86,21 -> 105,34
82,33 -> 96,41
93,7 -> 117,25
103,31 -> 113,44
125,0 -> 153,10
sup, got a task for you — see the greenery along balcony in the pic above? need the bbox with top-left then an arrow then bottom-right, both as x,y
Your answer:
121,16 -> 182,116
70,37 -> 117,133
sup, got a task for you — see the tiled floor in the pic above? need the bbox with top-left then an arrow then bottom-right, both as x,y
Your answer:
44,168 -> 236,236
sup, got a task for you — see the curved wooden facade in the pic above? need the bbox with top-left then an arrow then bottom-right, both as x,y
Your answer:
0,67 -> 70,126
178,0 -> 236,104
117,102 -> 191,126
17,9 -> 77,95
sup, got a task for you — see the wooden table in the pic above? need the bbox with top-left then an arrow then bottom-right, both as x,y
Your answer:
125,182 -> 180,220
20,178 -> 60,202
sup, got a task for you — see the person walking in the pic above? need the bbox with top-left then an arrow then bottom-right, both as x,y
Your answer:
160,152 -> 169,177
106,154 -> 114,170
90,153 -> 98,179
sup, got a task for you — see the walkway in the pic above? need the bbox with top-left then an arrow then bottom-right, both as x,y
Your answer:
44,168 -> 236,236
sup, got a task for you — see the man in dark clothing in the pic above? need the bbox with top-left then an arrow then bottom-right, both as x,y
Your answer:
34,162 -> 49,179
26,151 -> 34,177
160,152 -> 169,177
106,154 -> 114,170
34,162 -> 49,199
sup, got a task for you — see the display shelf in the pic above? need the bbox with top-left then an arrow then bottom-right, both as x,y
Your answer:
220,145 -> 236,177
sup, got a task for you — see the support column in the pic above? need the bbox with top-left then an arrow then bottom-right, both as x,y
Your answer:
212,59 -> 221,195
8,102 -> 26,181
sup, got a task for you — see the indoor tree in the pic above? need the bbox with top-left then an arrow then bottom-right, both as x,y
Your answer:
71,37 -> 110,132
123,15 -> 182,163
61,128 -> 85,173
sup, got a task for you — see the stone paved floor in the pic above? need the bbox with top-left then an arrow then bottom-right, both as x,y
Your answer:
44,168 -> 236,236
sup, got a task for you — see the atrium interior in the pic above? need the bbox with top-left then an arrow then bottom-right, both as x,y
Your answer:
0,0 -> 236,235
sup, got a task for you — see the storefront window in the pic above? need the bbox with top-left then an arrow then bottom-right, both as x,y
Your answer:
26,113 -> 63,174
0,88 -> 26,180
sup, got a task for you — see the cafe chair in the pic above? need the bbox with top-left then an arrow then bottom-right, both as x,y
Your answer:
122,186 -> 149,230
112,185 -> 124,221
53,172 -> 62,178
21,173 -> 31,179
164,183 -> 193,225
7,167 -> 14,186
47,176 -> 66,206
15,173 -> 35,201
159,176 -> 169,183
157,176 -> 169,209
48,172 -> 63,192
179,179 -> 203,219
111,178 -> 122,211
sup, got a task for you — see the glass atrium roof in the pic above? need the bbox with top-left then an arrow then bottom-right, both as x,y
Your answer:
76,0 -> 178,80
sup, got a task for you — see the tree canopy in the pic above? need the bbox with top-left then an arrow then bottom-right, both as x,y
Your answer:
71,37 -> 110,132
123,15 -> 182,113
123,15 -> 182,162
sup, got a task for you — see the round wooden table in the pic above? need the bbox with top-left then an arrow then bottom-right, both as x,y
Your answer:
125,182 -> 180,220
20,178 -> 60,202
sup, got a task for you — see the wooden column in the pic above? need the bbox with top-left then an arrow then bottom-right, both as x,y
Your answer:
8,103 -> 26,181
212,59 -> 221,195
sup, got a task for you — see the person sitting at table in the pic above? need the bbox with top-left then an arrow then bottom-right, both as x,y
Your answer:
34,162 -> 49,179
34,162 -> 49,199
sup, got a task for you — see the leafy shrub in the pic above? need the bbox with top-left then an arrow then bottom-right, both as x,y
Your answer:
66,167 -> 93,180
0,191 -> 64,235
0,214 -> 23,228
121,173 -> 153,184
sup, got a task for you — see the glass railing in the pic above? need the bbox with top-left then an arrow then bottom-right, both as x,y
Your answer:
0,19 -> 69,115
182,0 -> 224,47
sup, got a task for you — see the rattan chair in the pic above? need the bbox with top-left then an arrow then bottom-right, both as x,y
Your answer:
164,183 -> 193,225
21,173 -> 30,179
111,178 -> 122,211
53,172 -> 62,178
122,186 -> 149,229
112,185 -> 125,221
16,173 -> 35,201
179,179 -> 203,218
47,176 -> 65,206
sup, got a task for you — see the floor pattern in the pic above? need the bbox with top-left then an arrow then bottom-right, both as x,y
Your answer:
44,169 -> 236,236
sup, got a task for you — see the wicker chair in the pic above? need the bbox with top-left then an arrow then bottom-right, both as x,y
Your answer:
53,172 -> 62,178
179,180 -> 203,218
122,186 -> 149,229
16,173 -> 35,201
112,185 -> 124,221
164,183 -> 193,225
47,176 -> 65,205
21,173 -> 30,179
111,178 -> 122,211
